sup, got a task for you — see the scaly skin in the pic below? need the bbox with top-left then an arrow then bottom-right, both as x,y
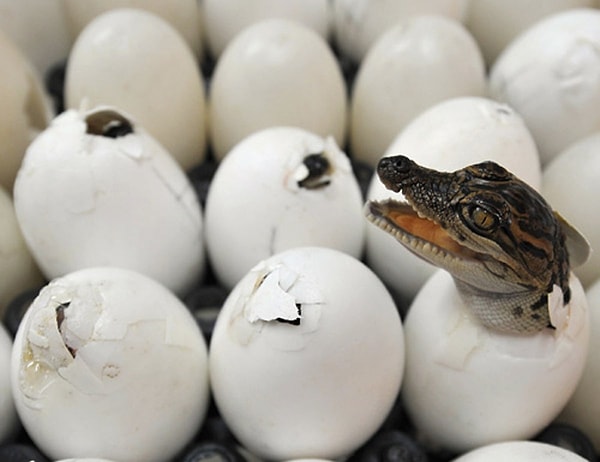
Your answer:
366,155 -> 574,333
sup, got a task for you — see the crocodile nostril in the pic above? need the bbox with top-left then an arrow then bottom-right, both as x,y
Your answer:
377,155 -> 412,178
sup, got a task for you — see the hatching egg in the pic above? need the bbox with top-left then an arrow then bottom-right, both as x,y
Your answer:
0,186 -> 43,318
332,0 -> 467,64
0,324 -> 18,443
65,8 -> 206,169
13,107 -> 205,296
365,97 -> 541,301
560,279 -> 600,451
350,15 -> 485,165
401,270 -> 589,453
489,8 -> 600,165
0,29 -> 51,191
205,127 -> 364,289
201,0 -> 330,58
453,441 -> 588,461
542,132 -> 600,286
465,0 -> 594,67
208,19 -> 347,160
11,267 -> 209,462
63,0 -> 203,58
209,247 -> 404,460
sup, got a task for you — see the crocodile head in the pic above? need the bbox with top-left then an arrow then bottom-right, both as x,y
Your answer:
366,155 -> 589,334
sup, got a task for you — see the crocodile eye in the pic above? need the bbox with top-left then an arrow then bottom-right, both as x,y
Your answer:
463,204 -> 500,234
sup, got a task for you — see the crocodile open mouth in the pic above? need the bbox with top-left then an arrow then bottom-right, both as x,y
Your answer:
366,199 -> 479,261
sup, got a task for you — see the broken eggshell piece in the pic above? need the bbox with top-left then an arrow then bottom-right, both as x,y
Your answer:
205,127 -> 365,289
11,267 -> 210,462
209,246 -> 405,460
13,107 -> 205,296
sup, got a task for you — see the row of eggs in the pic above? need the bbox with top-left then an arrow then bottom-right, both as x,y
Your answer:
1,1 -> 600,461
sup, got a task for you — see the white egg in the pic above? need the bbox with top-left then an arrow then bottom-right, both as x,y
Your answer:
350,15 -> 486,165
542,133 -> 600,287
201,0 -> 330,59
489,8 -> 600,165
65,8 -> 207,170
205,127 -> 364,289
0,186 -> 44,318
208,19 -> 347,160
465,0 -> 594,67
63,0 -> 203,58
365,97 -> 541,300
560,279 -> 600,450
0,0 -> 71,75
57,459 -> 117,462
402,270 -> 589,452
332,0 -> 468,63
0,324 -> 18,443
13,107 -> 205,296
11,267 -> 209,462
209,247 -> 404,460
452,440 -> 588,461
0,29 -> 52,191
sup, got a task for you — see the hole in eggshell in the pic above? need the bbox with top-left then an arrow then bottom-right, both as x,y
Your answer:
85,109 -> 134,138
276,304 -> 302,326
55,301 -> 77,358
297,153 -> 331,190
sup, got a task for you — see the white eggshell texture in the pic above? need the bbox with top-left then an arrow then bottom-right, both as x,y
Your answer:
366,97 -> 541,301
63,0 -> 203,58
489,8 -> 600,165
202,0 -> 330,58
65,8 -> 206,170
0,29 -> 51,191
0,186 -> 43,318
209,247 -> 405,460
208,19 -> 347,160
350,15 -> 486,165
11,267 -> 210,462
560,279 -> 600,451
14,107 -> 204,296
205,127 -> 364,289
453,441 -> 588,461
465,0 -> 594,67
0,324 -> 18,443
542,132 -> 600,287
332,0 -> 468,64
402,270 -> 589,453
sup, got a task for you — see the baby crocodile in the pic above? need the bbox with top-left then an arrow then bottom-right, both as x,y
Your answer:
366,155 -> 590,334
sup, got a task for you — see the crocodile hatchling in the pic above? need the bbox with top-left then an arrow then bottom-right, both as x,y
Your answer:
366,155 -> 590,334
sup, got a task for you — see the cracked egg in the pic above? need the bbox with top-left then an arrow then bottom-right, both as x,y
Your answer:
209,246 -> 404,460
205,127 -> 365,289
13,106 -> 205,296
10,267 -> 210,462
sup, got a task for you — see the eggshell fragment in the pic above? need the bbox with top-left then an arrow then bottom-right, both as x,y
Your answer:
452,440 -> 588,461
0,324 -> 18,443
11,267 -> 210,462
365,97 -> 541,301
489,8 -> 600,165
201,0 -> 330,58
542,133 -> 600,287
208,19 -> 347,160
465,0 -> 594,67
350,15 -> 485,165
13,107 -> 205,296
65,8 -> 207,169
62,0 -> 203,58
560,279 -> 600,451
0,186 -> 44,318
0,29 -> 52,191
402,270 -> 589,453
332,0 -> 468,63
209,247 -> 404,460
205,127 -> 364,288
